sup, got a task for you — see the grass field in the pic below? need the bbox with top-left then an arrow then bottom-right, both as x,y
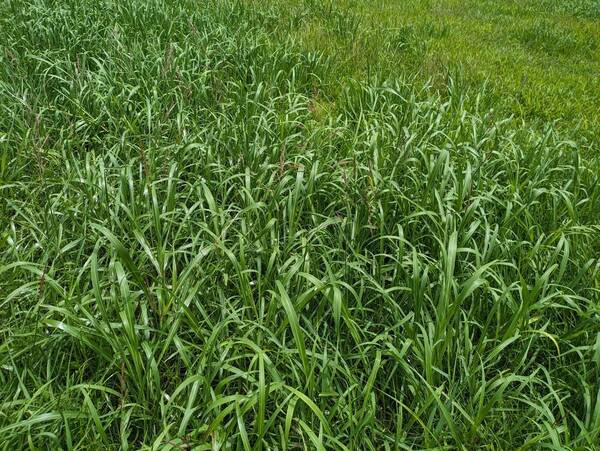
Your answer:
1,0 -> 599,449
272,0 -> 600,141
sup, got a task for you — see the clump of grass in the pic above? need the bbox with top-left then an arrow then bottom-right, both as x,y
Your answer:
1,0 -> 600,449
384,25 -> 427,55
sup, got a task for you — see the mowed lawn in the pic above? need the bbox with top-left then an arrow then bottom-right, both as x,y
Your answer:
1,0 -> 599,449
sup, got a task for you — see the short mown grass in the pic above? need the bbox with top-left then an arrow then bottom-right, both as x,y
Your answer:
1,0 -> 599,449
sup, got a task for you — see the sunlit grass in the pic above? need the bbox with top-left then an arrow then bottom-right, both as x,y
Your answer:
1,0 -> 599,449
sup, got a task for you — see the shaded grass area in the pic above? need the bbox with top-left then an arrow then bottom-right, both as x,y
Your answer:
1,0 -> 600,449
271,0 -> 600,142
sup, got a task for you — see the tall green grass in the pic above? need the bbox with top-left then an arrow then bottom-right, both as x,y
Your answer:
1,0 -> 599,449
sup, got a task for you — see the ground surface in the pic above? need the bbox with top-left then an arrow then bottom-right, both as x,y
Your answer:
1,0 -> 599,449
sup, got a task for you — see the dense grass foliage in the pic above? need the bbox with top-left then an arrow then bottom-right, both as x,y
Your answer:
1,0 -> 600,449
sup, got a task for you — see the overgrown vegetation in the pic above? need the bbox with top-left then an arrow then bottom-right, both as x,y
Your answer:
1,0 -> 599,449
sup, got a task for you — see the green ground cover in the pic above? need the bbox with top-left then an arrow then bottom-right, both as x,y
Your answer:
1,0 -> 599,449
271,0 -> 600,141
